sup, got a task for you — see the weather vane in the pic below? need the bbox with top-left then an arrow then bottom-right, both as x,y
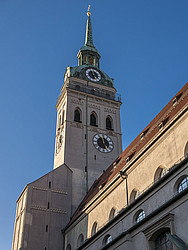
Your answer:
87,5 -> 91,16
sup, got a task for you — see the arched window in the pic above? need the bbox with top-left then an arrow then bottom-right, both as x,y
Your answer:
148,227 -> 173,250
106,116 -> 113,130
83,55 -> 87,64
90,112 -> 97,126
57,113 -> 61,129
130,189 -> 141,203
154,166 -> 168,182
74,108 -> 81,122
178,176 -> 188,193
184,142 -> 188,157
135,210 -> 145,223
109,207 -> 118,221
59,135 -> 62,144
91,222 -> 98,236
61,110 -> 65,125
59,115 -> 61,126
66,244 -> 71,250
154,230 -> 172,250
79,57 -> 82,66
89,55 -> 94,65
103,234 -> 112,245
77,233 -> 84,247
76,85 -> 80,90
91,89 -> 95,94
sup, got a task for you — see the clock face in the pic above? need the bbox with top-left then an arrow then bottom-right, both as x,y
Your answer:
86,68 -> 101,82
93,134 -> 113,153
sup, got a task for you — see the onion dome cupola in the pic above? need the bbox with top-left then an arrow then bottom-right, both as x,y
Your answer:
77,7 -> 101,68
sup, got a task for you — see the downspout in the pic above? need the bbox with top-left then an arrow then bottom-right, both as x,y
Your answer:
119,171 -> 129,205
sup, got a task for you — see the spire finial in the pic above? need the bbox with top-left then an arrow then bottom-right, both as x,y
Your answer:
87,5 -> 91,16
85,5 -> 94,47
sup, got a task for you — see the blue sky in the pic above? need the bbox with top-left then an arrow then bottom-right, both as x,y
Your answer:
0,0 -> 188,249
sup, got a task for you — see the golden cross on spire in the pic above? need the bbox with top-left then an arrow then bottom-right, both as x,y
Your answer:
87,5 -> 91,16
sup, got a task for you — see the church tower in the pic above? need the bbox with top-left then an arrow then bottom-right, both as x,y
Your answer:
12,8 -> 122,250
54,8 -> 122,211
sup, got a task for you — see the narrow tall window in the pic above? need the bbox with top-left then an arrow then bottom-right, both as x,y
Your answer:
130,189 -> 141,203
109,208 -> 118,221
77,234 -> 84,247
49,182 -> 51,189
89,55 -> 94,65
74,108 -> 81,122
184,142 -> 188,157
59,115 -> 61,126
46,225 -> 48,232
79,57 -> 82,66
106,116 -> 113,130
58,113 -> 61,129
83,55 -> 87,64
91,222 -> 98,236
90,112 -> 97,126
61,111 -> 65,125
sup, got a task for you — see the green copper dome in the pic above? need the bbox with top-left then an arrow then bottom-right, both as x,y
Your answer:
68,65 -> 114,88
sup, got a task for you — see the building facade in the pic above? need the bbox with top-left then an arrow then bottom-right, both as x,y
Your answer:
12,8 -> 188,250
64,82 -> 188,250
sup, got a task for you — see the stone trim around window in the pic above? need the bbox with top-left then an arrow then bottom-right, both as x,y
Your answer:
143,213 -> 175,250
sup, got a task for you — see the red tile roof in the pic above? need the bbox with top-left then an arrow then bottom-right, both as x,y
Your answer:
69,82 -> 188,225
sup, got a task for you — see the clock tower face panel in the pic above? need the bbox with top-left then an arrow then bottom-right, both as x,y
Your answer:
93,133 -> 114,153
86,68 -> 101,82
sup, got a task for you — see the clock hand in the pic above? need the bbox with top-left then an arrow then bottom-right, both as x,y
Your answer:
101,134 -> 108,150
91,69 -> 97,79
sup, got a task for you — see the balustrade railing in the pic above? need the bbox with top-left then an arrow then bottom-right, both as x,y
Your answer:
57,83 -> 121,103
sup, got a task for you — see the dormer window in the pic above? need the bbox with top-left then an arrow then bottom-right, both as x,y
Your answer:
159,122 -> 163,130
140,128 -> 149,141
159,117 -> 169,131
140,132 -> 144,140
172,97 -> 177,106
